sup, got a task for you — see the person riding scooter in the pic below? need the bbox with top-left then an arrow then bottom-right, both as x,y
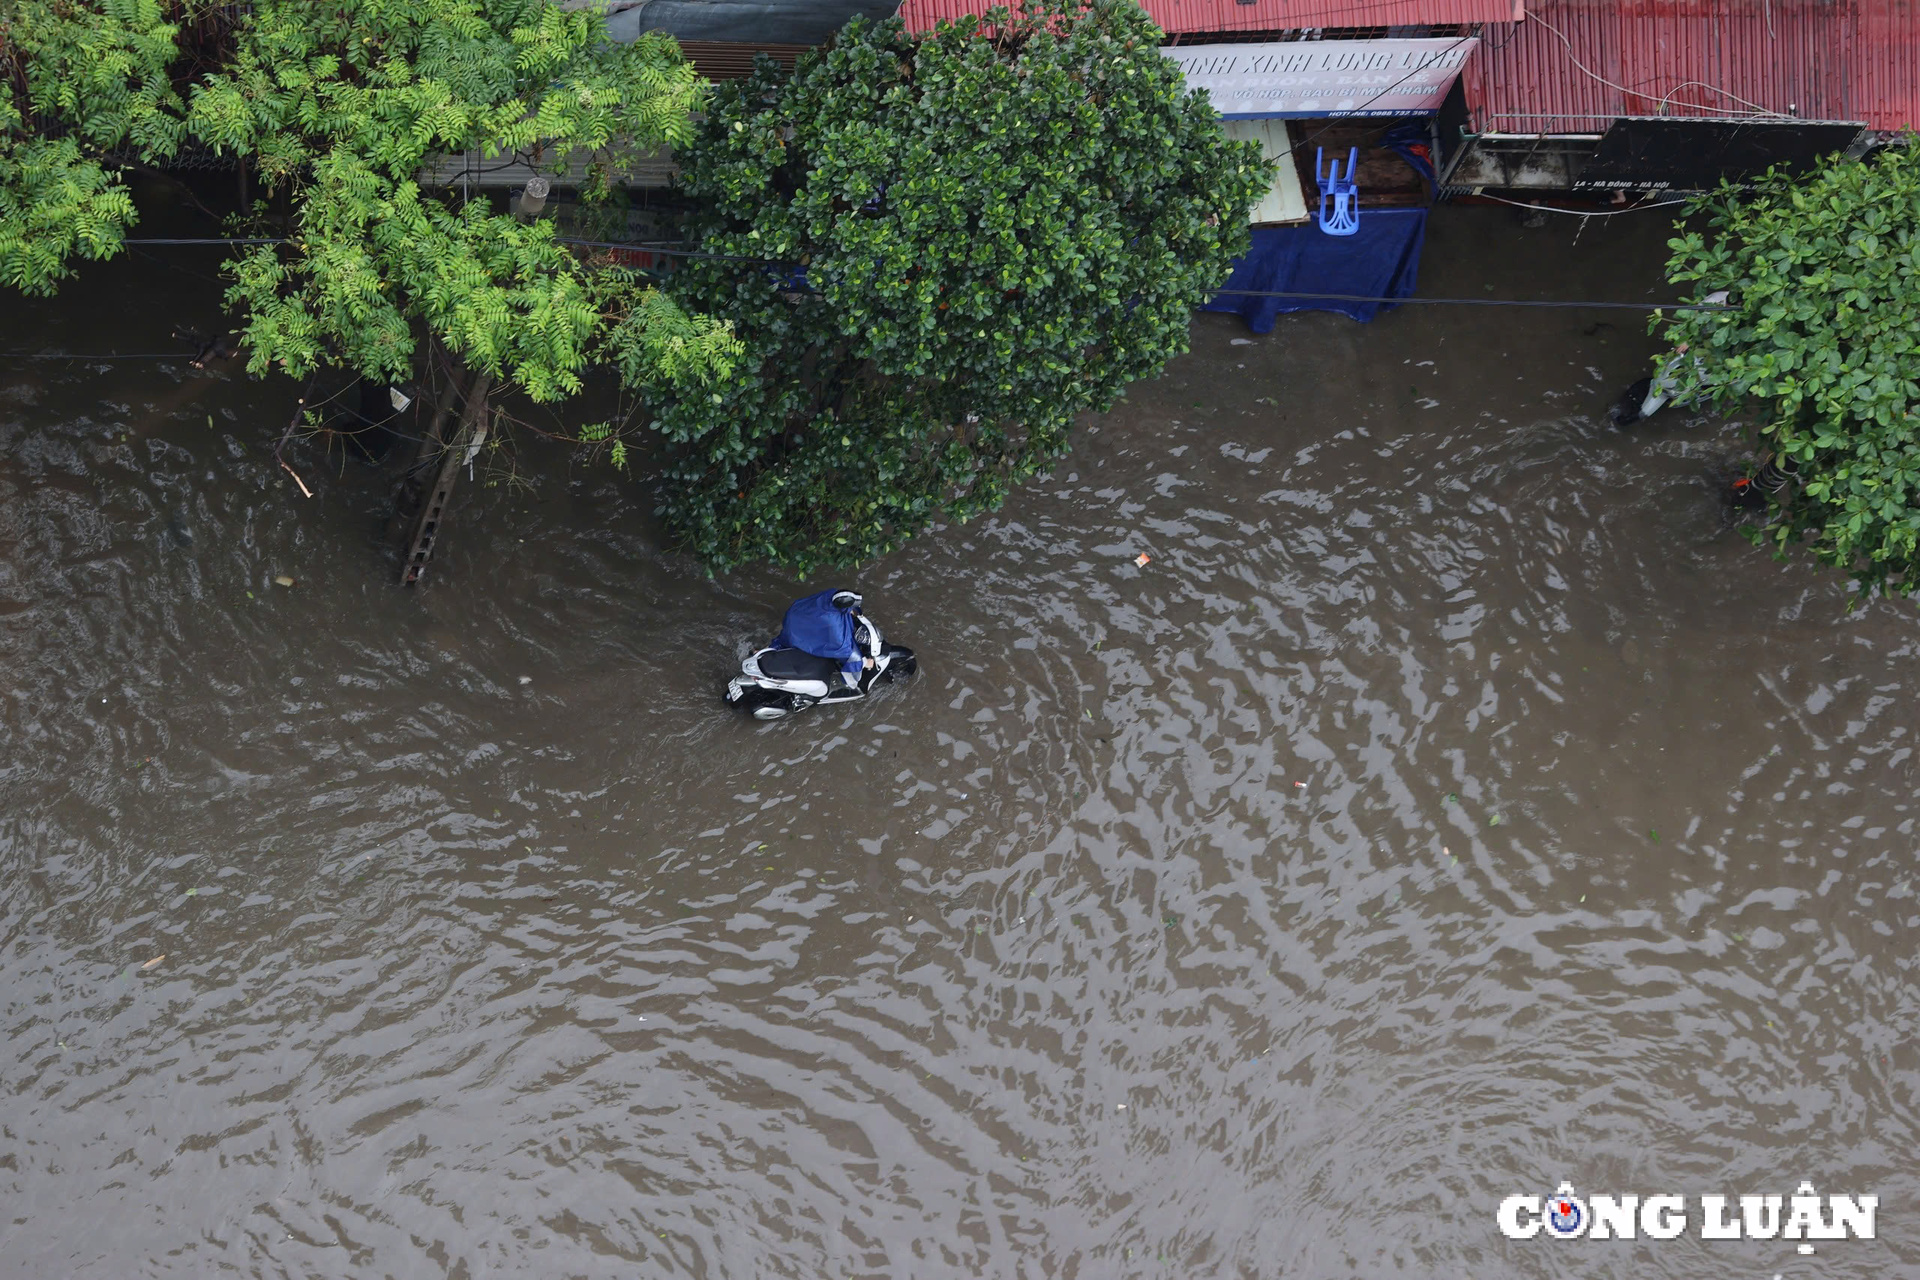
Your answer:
772,589 -> 870,690
724,590 -> 917,719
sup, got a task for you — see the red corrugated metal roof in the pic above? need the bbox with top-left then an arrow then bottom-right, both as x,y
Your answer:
1850,0 -> 1919,132
898,0 -> 1524,35
1464,0 -> 1917,133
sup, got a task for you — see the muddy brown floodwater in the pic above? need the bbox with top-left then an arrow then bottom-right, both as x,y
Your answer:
3,206 -> 1918,1280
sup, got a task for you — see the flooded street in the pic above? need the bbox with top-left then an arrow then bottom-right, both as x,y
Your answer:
3,206 -> 1917,1279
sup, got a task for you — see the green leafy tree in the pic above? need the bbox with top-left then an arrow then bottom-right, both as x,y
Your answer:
1659,143 -> 1920,599
654,0 -> 1267,573
0,0 -> 740,403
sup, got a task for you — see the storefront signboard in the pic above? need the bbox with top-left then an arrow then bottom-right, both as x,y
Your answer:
1571,117 -> 1866,190
1164,37 -> 1479,120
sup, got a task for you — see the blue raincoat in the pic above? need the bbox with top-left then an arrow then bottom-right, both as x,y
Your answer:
773,590 -> 863,687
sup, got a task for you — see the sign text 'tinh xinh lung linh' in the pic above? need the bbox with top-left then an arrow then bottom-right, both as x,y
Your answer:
1161,37 -> 1480,121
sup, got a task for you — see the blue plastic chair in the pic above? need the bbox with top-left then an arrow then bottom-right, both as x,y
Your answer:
1315,146 -> 1360,236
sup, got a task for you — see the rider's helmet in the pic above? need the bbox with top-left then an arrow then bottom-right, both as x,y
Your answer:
831,591 -> 863,612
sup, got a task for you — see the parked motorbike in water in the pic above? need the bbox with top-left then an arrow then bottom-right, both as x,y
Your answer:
1608,290 -> 1731,427
725,590 -> 917,720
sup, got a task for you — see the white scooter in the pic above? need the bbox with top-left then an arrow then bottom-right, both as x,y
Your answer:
725,593 -> 917,720
1610,290 -> 1731,426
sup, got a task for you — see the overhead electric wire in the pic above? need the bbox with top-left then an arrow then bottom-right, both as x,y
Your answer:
1209,290 -> 1725,309
0,228 -> 1731,362
0,290 -> 1730,362
552,238 -> 796,263
122,235 -> 794,264
1474,192 -> 1691,219
0,352 -> 199,360
122,237 -> 284,244
106,232 -> 1725,305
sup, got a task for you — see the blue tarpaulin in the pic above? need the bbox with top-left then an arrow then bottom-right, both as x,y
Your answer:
773,589 -> 862,685
1201,208 -> 1428,333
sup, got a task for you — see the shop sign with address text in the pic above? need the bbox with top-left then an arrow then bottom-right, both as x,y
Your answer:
1164,37 -> 1478,120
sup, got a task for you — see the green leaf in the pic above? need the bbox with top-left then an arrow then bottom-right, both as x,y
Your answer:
5,0 -> 729,414
651,0 -> 1268,573
1654,142 -> 1920,600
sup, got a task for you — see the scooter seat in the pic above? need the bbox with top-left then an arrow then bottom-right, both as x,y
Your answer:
756,647 -> 845,683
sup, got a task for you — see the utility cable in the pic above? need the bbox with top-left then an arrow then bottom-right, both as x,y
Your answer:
122,237 -> 284,244
111,233 -> 1727,304
0,290 -> 1729,363
556,239 -> 789,263
1474,192 -> 1691,218
122,235 -> 793,264
0,229 -> 1732,366
1209,290 -> 1725,309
